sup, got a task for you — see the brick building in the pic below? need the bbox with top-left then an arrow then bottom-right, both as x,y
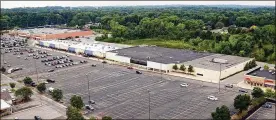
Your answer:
244,67 -> 275,89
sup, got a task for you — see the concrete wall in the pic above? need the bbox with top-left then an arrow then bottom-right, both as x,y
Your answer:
193,67 -> 221,83
146,61 -> 170,71
93,51 -> 105,58
106,52 -> 130,63
220,59 -> 252,79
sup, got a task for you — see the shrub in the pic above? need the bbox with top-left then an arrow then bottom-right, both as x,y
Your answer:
36,83 -> 46,93
172,64 -> 178,70
15,87 -> 33,101
9,83 -> 16,88
51,89 -> 63,101
23,77 -> 33,85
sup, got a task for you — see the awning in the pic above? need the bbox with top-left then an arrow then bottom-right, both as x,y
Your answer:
68,47 -> 76,53
39,42 -> 44,46
264,82 -> 275,86
49,43 -> 55,48
84,50 -> 93,55
1,99 -> 11,110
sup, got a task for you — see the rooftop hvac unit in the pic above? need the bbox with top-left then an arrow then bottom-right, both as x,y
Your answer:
253,73 -> 257,76
212,58 -> 228,64
269,70 -> 272,73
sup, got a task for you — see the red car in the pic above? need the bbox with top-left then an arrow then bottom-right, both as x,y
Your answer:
127,66 -> 133,69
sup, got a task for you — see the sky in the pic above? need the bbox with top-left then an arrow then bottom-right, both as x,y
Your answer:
1,1 -> 275,8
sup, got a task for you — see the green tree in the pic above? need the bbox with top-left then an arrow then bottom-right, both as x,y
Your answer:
9,82 -> 16,88
172,64 -> 178,70
15,87 -> 33,101
264,89 -> 276,98
234,94 -> 251,112
179,64 -> 186,72
89,116 -> 96,120
215,22 -> 224,29
70,95 -> 84,109
244,63 -> 249,71
66,106 -> 85,120
23,77 -> 33,85
188,65 -> 194,74
0,67 -> 6,72
211,105 -> 231,120
251,59 -> 257,68
263,64 -> 269,70
102,116 -> 112,120
51,89 -> 63,101
36,83 -> 46,93
252,87 -> 264,98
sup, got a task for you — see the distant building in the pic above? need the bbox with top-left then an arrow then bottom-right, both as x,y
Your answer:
9,28 -> 94,40
0,91 -> 13,116
244,67 -> 275,89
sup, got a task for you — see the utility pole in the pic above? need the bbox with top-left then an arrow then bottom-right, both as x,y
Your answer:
86,74 -> 91,103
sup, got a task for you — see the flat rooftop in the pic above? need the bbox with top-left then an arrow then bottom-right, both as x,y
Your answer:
183,54 -> 252,71
247,68 -> 275,80
110,46 -> 213,64
19,28 -> 81,35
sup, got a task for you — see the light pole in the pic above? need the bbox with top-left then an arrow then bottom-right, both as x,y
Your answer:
86,74 -> 91,103
148,90 -> 151,120
219,63 -> 221,92
33,58 -> 42,105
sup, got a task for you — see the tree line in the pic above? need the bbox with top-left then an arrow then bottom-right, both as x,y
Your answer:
1,6 -> 275,62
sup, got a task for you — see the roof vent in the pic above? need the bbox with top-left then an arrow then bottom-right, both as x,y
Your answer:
169,57 -> 173,58
147,56 -> 150,60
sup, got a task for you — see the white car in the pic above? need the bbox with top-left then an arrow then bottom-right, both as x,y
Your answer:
208,95 -> 218,101
180,83 -> 189,87
43,81 -> 49,84
48,87 -> 54,92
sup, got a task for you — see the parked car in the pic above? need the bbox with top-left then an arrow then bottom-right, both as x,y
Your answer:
225,84 -> 233,88
85,105 -> 94,111
31,82 -> 37,87
91,64 -> 96,67
207,95 -> 218,101
127,66 -> 133,69
263,103 -> 272,108
48,69 -> 55,72
180,83 -> 189,87
102,61 -> 107,64
136,71 -> 142,74
46,79 -> 55,83
88,100 -> 95,104
239,89 -> 248,93
48,87 -> 54,92
34,116 -> 41,120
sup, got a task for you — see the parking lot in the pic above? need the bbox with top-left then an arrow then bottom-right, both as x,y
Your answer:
1,35 -> 250,119
36,61 -> 242,119
248,102 -> 275,120
1,46 -> 89,79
